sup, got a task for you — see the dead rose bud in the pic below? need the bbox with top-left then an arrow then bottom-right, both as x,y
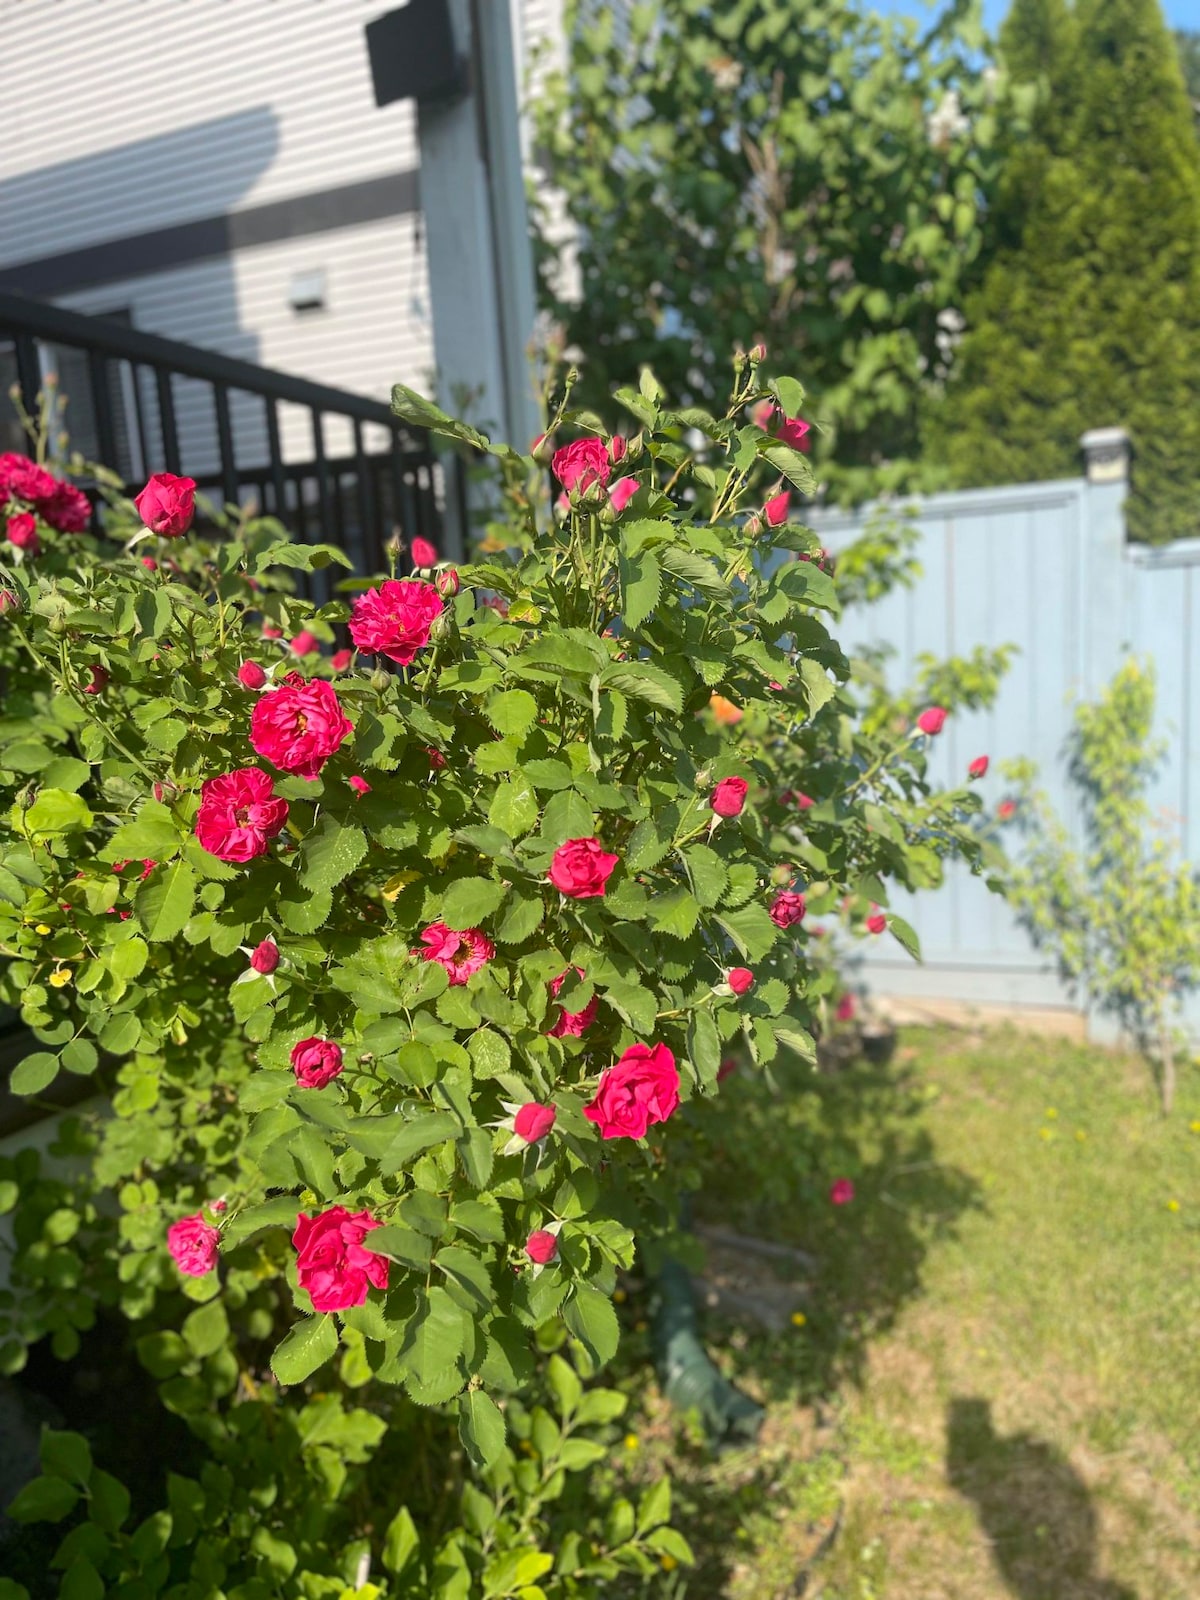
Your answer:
83,665 -> 109,695
435,567 -> 460,598
0,588 -> 20,615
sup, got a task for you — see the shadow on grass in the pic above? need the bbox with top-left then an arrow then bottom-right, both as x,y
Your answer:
946,1397 -> 1140,1600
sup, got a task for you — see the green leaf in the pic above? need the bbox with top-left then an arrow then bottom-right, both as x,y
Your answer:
59,1039 -> 98,1077
363,1223 -> 432,1270
772,375 -> 806,418
449,1199 -> 506,1243
136,860 -> 197,942
88,1470 -> 130,1535
485,689 -> 538,739
345,1110 -> 460,1169
9,1051 -> 58,1096
546,1353 -> 582,1417
58,1559 -> 103,1600
687,1008 -> 722,1090
300,816 -> 367,892
40,1429 -> 92,1486
488,775 -> 538,838
602,661 -> 682,714
458,1390 -> 506,1471
105,936 -> 148,983
799,656 -> 836,713
637,1475 -> 672,1533
437,1245 -> 493,1315
562,1286 -> 619,1367
888,914 -> 921,961
98,1013 -> 140,1054
182,1298 -> 229,1360
6,1475 -> 79,1523
25,789 -> 92,836
440,877 -> 505,930
620,548 -> 661,631
400,1286 -> 466,1392
382,1505 -> 420,1576
271,1314 -> 339,1384
717,903 -> 781,962
659,546 -> 732,604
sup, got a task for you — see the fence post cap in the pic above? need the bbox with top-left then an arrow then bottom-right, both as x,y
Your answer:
1079,426 -> 1130,484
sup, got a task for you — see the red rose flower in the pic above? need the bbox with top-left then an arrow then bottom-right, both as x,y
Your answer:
514,1102 -> 556,1143
865,908 -> 887,935
410,535 -> 438,568
752,403 -> 811,452
249,675 -> 353,781
547,968 -> 597,1037
195,766 -> 289,863
293,1206 -> 388,1313
331,648 -> 353,672
552,436 -> 612,495
830,1178 -> 855,1206
167,1213 -> 220,1277
348,578 -> 444,665
525,1229 -> 559,1265
237,660 -> 266,689
348,775 -> 371,796
548,837 -> 619,899
289,630 -> 318,656
134,471 -> 196,537
728,967 -> 754,995
968,755 -> 989,779
917,706 -> 947,736
583,1042 -> 680,1141
290,1036 -> 344,1089
39,481 -> 91,533
6,512 -> 39,555
711,776 -> 748,818
609,476 -> 638,514
769,890 -> 806,928
836,994 -> 856,1023
0,452 -> 56,504
250,938 -> 279,974
418,921 -> 494,985
765,490 -> 790,527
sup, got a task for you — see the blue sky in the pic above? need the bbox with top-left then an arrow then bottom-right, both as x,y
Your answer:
876,0 -> 1200,27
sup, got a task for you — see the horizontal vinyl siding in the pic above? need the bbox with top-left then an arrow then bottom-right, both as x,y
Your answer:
0,0 -> 418,264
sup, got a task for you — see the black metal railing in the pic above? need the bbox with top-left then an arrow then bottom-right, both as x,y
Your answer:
0,290 -> 460,577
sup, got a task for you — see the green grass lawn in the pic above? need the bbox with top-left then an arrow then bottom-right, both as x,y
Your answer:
623,1026 -> 1200,1598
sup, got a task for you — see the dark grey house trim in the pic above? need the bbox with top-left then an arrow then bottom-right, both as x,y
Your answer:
0,168 -> 421,297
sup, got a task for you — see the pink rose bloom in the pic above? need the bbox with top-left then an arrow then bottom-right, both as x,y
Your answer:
765,490 -> 790,527
752,403 -> 811,452
794,792 -> 815,811
0,452 -> 56,504
514,1102 -> 556,1143
39,481 -> 91,533
348,775 -> 371,796
865,908 -> 887,935
262,622 -> 284,640
238,660 -> 267,689
547,968 -> 597,1037
998,798 -> 1017,821
419,921 -> 494,985
410,536 -> 438,568
250,938 -> 279,974
349,578 -> 444,665
548,837 -> 619,899
83,665 -> 109,695
728,967 -> 754,996
167,1213 -> 220,1277
525,1229 -> 559,1265
293,1207 -> 388,1313
134,471 -> 196,537
435,567 -> 460,598
552,437 -> 612,495
711,777 -> 748,818
835,994 -> 856,1023
583,1042 -> 680,1141
969,755 -> 989,779
830,1178 -> 855,1207
917,706 -> 947,736
249,674 -> 353,780
6,512 -> 39,555
608,476 -> 639,514
289,630 -> 318,656
331,647 -> 353,672
717,1058 -> 738,1083
195,766 -> 289,863
290,1036 -> 344,1089
769,890 -> 806,928
141,557 -> 158,571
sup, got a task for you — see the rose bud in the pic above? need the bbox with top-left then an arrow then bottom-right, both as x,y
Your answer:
238,660 -> 267,689
262,622 -> 284,640
426,747 -> 447,771
711,776 -> 748,818
917,706 -> 947,736
728,967 -> 754,996
749,342 -> 767,362
435,567 -> 460,598
250,938 -> 280,975
0,588 -> 21,615
865,908 -> 887,935
410,536 -> 438,568
608,434 -> 627,464
525,1229 -> 559,1265
348,775 -> 371,796
769,890 -> 806,928
140,556 -> 159,571
998,799 -> 1017,821
135,472 -> 196,538
968,755 -> 989,779
289,630 -> 318,656
765,490 -> 790,527
514,1102 -> 556,1144
530,431 -> 554,465
830,1178 -> 855,1206
83,665 -> 109,695
7,512 -> 40,555
152,781 -> 178,804
331,648 -> 353,672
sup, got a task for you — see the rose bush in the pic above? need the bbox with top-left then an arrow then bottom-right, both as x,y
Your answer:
0,350 -> 996,1593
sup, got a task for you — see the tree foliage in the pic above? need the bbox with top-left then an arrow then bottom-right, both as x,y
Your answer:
927,0 -> 1200,543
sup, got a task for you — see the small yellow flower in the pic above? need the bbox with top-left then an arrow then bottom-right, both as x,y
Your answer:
1167,1199 -> 1181,1213
1038,1127 -> 1053,1140
1075,1130 -> 1087,1142
1045,1108 -> 1058,1119
48,969 -> 71,988
623,1433 -> 640,1451
660,1554 -> 678,1572
1190,1120 -> 1200,1134
35,923 -> 52,936
613,1287 -> 627,1304
790,1311 -> 807,1327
